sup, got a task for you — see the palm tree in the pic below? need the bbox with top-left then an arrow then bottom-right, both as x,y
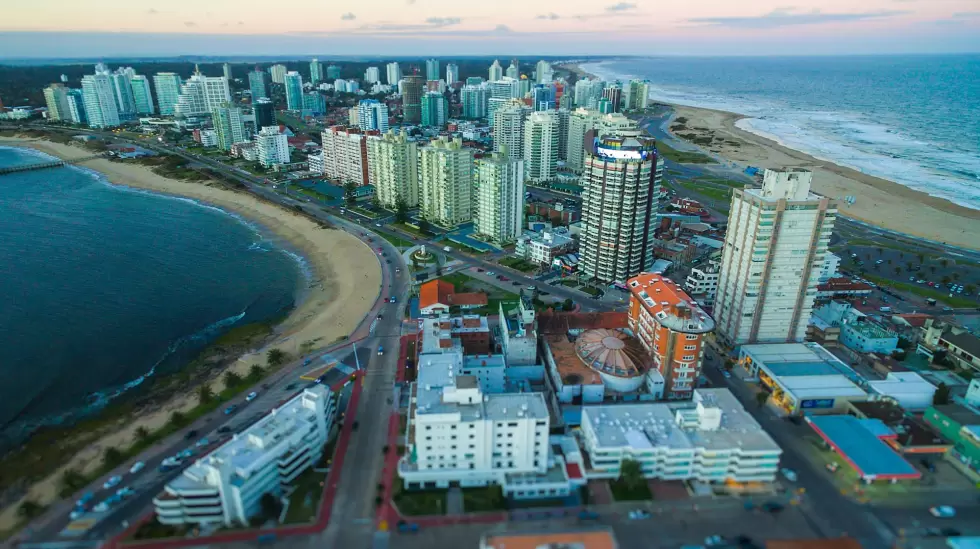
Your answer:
134,426 -> 151,445
906,262 -> 914,273
917,253 -> 925,264
876,247 -> 883,255
942,276 -> 952,285
930,266 -> 937,275
248,364 -> 265,383
618,458 -> 645,492
224,371 -> 243,389
59,468 -> 86,496
198,385 -> 215,405
394,197 -> 409,223
343,181 -> 357,205
267,349 -> 287,368
966,284 -> 976,294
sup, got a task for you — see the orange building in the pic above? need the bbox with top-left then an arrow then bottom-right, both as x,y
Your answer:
627,273 -> 715,399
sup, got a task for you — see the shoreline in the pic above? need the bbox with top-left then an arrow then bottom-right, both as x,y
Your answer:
562,62 -> 980,251
0,137 -> 383,531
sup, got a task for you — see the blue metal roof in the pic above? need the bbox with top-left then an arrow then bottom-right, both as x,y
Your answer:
764,361 -> 841,377
806,415 -> 920,479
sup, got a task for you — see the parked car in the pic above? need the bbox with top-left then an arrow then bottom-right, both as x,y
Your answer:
184,429 -> 198,440
224,404 -> 238,415
780,468 -> 798,482
246,391 -> 258,402
929,506 -> 956,518
129,461 -> 145,474
69,510 -> 84,520
705,535 -> 726,546
103,475 -> 122,489
75,492 -> 94,509
628,509 -> 651,520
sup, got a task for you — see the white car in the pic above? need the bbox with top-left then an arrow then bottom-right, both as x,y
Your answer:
246,391 -> 258,402
930,506 -> 956,518
780,468 -> 798,482
487,271 -> 496,276
93,502 -> 110,513
116,487 -> 135,498
129,461 -> 145,474
69,510 -> 84,521
103,475 -> 122,489
628,509 -> 651,520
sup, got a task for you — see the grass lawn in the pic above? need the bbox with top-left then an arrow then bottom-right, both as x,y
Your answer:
462,486 -> 507,512
580,286 -> 602,297
393,483 -> 446,516
609,479 -> 653,501
656,140 -> 715,164
283,469 -> 326,524
440,272 -> 478,290
863,274 -> 976,308
393,222 -> 427,238
498,257 -> 539,273
675,180 -> 734,204
556,279 -> 580,288
450,242 -> 490,255
348,206 -> 379,219
378,232 -> 415,248
295,186 -> 331,202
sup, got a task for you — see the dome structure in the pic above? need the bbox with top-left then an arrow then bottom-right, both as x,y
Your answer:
575,328 -> 651,393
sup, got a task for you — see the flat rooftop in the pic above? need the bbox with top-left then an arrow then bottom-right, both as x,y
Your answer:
745,342 -> 867,399
482,529 -> 618,549
581,389 -> 781,454
806,415 -> 921,480
545,334 -> 604,386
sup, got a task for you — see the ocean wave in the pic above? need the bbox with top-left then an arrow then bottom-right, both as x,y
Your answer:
581,60 -> 980,210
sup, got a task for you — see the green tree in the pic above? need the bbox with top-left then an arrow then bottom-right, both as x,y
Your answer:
930,266 -> 937,275
169,411 -> 187,428
59,468 -> 86,497
876,247 -> 883,255
952,272 -> 960,281
906,262 -> 914,272
259,492 -> 282,520
563,298 -> 574,311
248,364 -> 265,383
198,384 -> 215,405
618,458 -> 645,492
942,275 -> 952,285
966,284 -> 976,294
417,217 -> 430,236
933,382 -> 951,405
102,447 -> 124,468
134,426 -> 152,445
394,197 -> 409,223
267,348 -> 287,367
756,392 -> 769,407
343,181 -> 357,205
224,371 -> 243,389
17,499 -> 43,520
894,266 -> 901,276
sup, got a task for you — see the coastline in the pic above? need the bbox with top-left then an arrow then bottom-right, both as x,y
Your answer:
562,63 -> 980,251
0,137 -> 382,530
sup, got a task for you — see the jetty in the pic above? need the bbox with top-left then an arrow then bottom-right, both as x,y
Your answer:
0,154 -> 107,176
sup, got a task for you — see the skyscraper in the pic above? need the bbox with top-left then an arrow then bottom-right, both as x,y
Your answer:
43,84 -> 71,121
625,79 -> 650,111
253,98 -> 274,129
65,89 -> 86,124
714,169 -> 836,346
445,63 -> 459,85
556,108 -> 570,161
492,99 -> 529,161
461,84 -> 488,120
531,86 -> 554,111
174,69 -> 231,118
488,60 -> 503,82
357,99 -> 389,132
573,78 -> 604,109
326,65 -> 342,80
320,126 -> 370,186
366,129 -> 419,208
110,71 -> 137,120
580,135 -> 662,283
506,62 -> 519,79
420,92 -> 447,128
364,66 -> 381,84
81,72 -> 120,128
284,71 -> 304,111
310,59 -> 323,84
602,84 -> 622,113
153,72 -> 183,116
535,60 -> 553,84
222,63 -> 233,81
302,92 -> 326,115
212,103 -> 246,151
256,126 -> 289,167
425,59 -> 440,82
565,110 -> 641,173
269,64 -> 288,84
522,111 -> 559,182
248,68 -> 271,100
401,75 -> 424,123
386,62 -> 402,86
130,75 -> 155,115
474,153 -> 525,244
418,137 -> 473,228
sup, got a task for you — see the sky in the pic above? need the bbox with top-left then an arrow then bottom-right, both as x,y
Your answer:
1,0 -> 979,58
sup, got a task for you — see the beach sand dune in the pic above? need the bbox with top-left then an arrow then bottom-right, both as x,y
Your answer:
0,138 -> 382,531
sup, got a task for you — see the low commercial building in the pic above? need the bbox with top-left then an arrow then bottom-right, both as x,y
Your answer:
420,315 -> 492,356
514,228 -> 577,266
739,343 -> 868,416
153,386 -> 337,526
812,301 -> 899,354
579,389 -> 782,483
867,372 -> 936,411
816,277 -> 873,300
938,331 -> 980,374
923,404 -> 980,481
805,415 -> 921,482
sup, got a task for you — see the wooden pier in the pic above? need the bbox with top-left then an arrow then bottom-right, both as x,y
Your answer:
0,154 -> 106,176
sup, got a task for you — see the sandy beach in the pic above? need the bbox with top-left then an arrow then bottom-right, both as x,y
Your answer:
0,137 -> 382,531
561,63 -> 980,251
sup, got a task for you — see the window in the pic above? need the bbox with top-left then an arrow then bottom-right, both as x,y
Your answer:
683,345 -> 697,351
508,422 -> 518,427
685,334 -> 698,340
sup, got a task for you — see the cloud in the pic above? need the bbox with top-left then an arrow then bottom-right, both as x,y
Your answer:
493,24 -> 513,32
237,21 -> 244,26
425,17 -> 462,27
951,11 -> 980,18
184,21 -> 197,28
536,13 -> 560,20
605,2 -> 637,12
688,8 -> 908,28
147,8 -> 158,15
341,12 -> 356,21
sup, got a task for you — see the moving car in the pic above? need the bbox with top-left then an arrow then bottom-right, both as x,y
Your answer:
780,468 -> 798,482
378,346 -> 384,356
75,492 -> 94,509
628,509 -> 651,520
224,404 -> 238,415
929,506 -> 956,518
103,475 -> 122,489
129,461 -> 145,474
246,391 -> 258,402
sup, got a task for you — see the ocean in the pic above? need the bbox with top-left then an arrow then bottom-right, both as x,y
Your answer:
583,55 -> 980,210
0,146 -> 305,450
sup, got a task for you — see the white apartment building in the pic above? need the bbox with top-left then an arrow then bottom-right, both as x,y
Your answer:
506,62 -> 519,79
565,110 -> 641,173
199,129 -> 218,147
154,386 -> 337,527
624,79 -> 651,111
174,70 -> 231,118
81,73 -> 120,128
418,137 -> 474,228
515,228 -> 577,266
475,154 -> 525,244
269,64 -> 287,84
493,99 -> 529,160
43,84 -> 71,121
153,73 -> 183,116
357,99 -> 389,132
684,259 -> 721,303
580,389 -> 781,483
446,63 -> 460,84
573,78 -> 605,109
367,129 -> 419,208
386,62 -> 402,86
523,111 -> 559,182
363,66 -> 380,84
320,126 -> 369,186
535,60 -> 554,84
309,59 -> 323,84
819,251 -> 841,282
130,75 -> 155,115
488,60 -> 503,82
462,84 -> 488,120
580,135 -> 662,284
255,126 -> 289,168
714,169 -> 837,346
212,104 -> 246,151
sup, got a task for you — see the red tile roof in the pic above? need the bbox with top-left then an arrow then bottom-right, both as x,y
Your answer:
817,277 -> 873,292
419,280 -> 454,310
895,313 -> 931,328
566,462 -> 583,479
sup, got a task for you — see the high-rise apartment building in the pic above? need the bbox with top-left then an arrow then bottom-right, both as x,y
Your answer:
425,59 -> 440,82
222,62 -> 233,81
565,110 -> 641,173
714,169 -> 836,347
256,126 -> 289,167
602,84 -> 623,113
488,60 -> 503,82
212,103 -> 246,151
81,72 -> 120,128
326,65 -> 341,80
386,62 -> 402,86
252,97 -> 274,129
461,84 -> 488,120
302,92 -> 325,115
627,273 -> 715,399
522,111 -> 559,182
418,137 -> 473,228
66,89 -> 86,125
366,129 -> 419,208
153,73 -> 183,116
401,75 -> 424,123
269,64 -> 288,84
110,71 -> 137,120
625,79 -> 650,111
492,99 -> 529,161
556,108 -> 570,161
580,135 -> 662,283
248,68 -> 270,100
284,71 -> 304,111
43,84 -> 71,121
506,62 -> 519,79
535,60 -> 553,84
445,63 -> 459,85
573,78 -> 604,109
475,153 -> 525,244
420,92 -> 447,128
364,66 -> 380,84
130,75 -> 155,115
321,126 -> 371,186
174,70 -> 231,118
357,99 -> 389,132
309,59 -> 323,84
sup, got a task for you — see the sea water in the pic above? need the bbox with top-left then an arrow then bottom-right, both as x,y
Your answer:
0,146 -> 305,450
584,54 -> 980,210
